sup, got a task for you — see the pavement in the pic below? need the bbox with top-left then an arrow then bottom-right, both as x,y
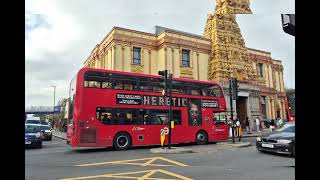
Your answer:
25,136 -> 294,180
150,147 -> 194,154
52,130 -> 67,140
52,129 -> 270,141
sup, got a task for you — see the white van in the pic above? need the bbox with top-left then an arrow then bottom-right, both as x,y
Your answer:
25,117 -> 41,124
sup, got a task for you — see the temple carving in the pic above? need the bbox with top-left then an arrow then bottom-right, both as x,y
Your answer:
204,0 -> 257,82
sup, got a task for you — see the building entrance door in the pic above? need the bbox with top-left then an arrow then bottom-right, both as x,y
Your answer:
236,97 -> 247,129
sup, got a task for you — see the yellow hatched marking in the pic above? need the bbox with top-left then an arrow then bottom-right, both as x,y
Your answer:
141,158 -> 159,167
156,157 -> 188,167
60,169 -> 193,180
60,170 -> 151,180
76,157 -> 188,167
156,169 -> 192,180
76,157 -> 155,167
138,170 -> 157,180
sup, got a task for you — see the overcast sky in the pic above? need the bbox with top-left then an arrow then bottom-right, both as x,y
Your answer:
25,0 -> 295,107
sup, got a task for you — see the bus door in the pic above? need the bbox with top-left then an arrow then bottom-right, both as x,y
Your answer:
144,111 -> 168,145
213,112 -> 228,139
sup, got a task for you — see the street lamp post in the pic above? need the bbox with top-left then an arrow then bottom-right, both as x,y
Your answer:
51,85 -> 56,127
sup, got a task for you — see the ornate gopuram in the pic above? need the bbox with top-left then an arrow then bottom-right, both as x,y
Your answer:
203,0 -> 285,127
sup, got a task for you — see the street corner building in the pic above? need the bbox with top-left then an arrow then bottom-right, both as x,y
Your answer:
83,0 -> 288,129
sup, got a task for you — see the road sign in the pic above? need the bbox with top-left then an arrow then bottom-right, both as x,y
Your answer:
160,129 -> 165,146
163,127 -> 169,135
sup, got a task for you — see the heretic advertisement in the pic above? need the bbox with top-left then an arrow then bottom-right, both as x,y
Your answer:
188,99 -> 202,126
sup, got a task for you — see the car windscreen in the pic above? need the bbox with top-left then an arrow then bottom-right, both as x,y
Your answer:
25,125 -> 41,133
26,120 -> 40,124
276,123 -> 295,133
40,126 -> 50,130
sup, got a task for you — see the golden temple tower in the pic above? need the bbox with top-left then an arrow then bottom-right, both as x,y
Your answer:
204,0 -> 257,83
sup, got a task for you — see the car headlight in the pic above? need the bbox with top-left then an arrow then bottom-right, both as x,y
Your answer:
277,139 -> 292,144
256,137 -> 261,142
36,132 -> 41,138
45,130 -> 51,133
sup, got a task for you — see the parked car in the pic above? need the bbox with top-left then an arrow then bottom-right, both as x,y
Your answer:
40,125 -> 52,141
25,124 -> 42,148
256,122 -> 295,157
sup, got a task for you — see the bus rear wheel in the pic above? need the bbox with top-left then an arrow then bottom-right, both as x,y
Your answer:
196,131 -> 208,145
113,132 -> 131,151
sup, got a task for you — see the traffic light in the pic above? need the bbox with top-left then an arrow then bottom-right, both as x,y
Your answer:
158,70 -> 169,96
232,79 -> 239,100
281,14 -> 295,36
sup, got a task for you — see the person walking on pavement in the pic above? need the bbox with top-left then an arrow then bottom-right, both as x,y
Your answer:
235,118 -> 242,140
227,117 -> 233,137
255,117 -> 260,132
245,117 -> 251,134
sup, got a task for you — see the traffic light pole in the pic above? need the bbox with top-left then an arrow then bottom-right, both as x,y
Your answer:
168,73 -> 173,149
229,79 -> 235,143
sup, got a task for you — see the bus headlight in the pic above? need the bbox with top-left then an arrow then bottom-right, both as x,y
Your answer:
256,137 -> 261,142
277,139 -> 292,144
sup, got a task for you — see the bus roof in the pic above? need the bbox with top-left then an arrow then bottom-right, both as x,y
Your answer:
78,68 -> 220,85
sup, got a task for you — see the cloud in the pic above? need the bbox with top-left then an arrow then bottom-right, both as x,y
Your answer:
25,0 -> 295,106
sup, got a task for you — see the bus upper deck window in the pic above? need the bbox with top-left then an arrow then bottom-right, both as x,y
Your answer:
208,85 -> 223,97
102,81 -> 112,89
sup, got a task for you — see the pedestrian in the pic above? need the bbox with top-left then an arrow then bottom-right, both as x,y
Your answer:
235,118 -> 241,137
227,117 -> 233,137
236,118 -> 242,142
260,119 -> 264,131
245,117 -> 251,134
269,119 -> 275,132
255,117 -> 260,132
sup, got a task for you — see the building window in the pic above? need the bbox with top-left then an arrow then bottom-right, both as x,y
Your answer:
182,49 -> 190,67
133,47 -> 141,65
258,63 -> 263,77
261,96 -> 267,119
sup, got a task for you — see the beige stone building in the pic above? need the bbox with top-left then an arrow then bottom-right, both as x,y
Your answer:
83,0 -> 287,128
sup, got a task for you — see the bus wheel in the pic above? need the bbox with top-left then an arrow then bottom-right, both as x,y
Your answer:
114,132 -> 131,151
196,131 -> 208,145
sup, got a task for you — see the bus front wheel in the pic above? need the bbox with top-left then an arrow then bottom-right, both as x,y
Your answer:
113,132 -> 131,151
196,131 -> 208,145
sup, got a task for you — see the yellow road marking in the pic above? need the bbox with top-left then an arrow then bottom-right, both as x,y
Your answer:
156,157 -> 188,167
142,158 -> 158,167
156,169 -> 192,180
60,169 -> 193,180
76,157 -> 155,166
76,157 -> 188,167
138,169 -> 157,180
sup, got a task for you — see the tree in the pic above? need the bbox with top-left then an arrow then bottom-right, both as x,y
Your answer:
57,98 -> 68,119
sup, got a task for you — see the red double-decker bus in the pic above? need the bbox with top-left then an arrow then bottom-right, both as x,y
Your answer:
67,68 -> 228,150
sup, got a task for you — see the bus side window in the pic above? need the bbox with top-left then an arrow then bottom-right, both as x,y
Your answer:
190,88 -> 201,96
201,89 -> 208,96
173,110 -> 182,125
113,80 -> 124,90
150,78 -> 163,93
139,81 -> 151,91
84,81 -> 101,88
208,85 -> 223,97
132,110 -> 144,125
102,78 -> 112,89
96,107 -> 112,125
